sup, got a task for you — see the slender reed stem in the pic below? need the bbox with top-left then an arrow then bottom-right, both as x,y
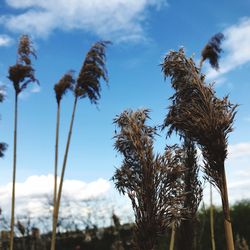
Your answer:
51,96 -> 78,250
221,166 -> 234,250
52,102 -> 60,236
10,92 -> 18,250
169,223 -> 176,250
210,183 -> 216,250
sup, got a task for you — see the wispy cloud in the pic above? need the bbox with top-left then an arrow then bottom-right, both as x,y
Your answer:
19,84 -> 41,100
0,34 -> 13,46
1,0 -> 167,42
206,17 -> 250,80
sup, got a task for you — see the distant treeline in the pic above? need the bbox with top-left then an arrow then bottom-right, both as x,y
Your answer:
1,199 -> 249,250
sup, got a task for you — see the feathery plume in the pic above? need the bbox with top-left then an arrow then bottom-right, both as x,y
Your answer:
162,48 -> 236,250
54,71 -> 75,104
8,35 -> 38,95
75,41 -> 111,103
200,32 -> 224,70
113,109 -> 188,250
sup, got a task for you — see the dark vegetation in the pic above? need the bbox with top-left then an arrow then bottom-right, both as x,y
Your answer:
0,200 -> 250,249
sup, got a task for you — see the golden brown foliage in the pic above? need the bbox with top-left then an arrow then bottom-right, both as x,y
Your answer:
200,33 -> 224,70
8,35 -> 37,95
112,109 -> 189,250
54,71 -> 75,104
162,48 -> 237,191
75,41 -> 111,103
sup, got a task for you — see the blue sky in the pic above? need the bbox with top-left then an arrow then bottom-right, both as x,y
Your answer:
1,0 -> 250,221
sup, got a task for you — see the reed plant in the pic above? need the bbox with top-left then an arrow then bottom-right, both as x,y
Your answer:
200,32 -> 225,250
51,41 -> 110,250
175,139 -> 202,250
8,34 -> 38,250
52,71 -> 75,241
112,109 -> 189,250
162,48 -> 237,250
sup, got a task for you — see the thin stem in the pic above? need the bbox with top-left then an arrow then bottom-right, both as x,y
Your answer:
169,223 -> 176,250
10,92 -> 18,250
52,102 -> 60,238
221,165 -> 234,250
51,96 -> 78,250
210,182 -> 216,250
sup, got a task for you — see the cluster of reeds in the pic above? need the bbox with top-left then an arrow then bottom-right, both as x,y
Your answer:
51,41 -> 110,250
8,34 -> 38,250
161,46 -> 237,249
112,109 -> 191,250
6,35 -> 110,250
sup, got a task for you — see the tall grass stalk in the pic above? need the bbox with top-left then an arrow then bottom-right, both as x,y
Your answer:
162,48 -> 236,250
210,183 -> 216,250
52,72 -> 75,246
169,223 -> 176,250
8,35 -> 37,250
51,41 -> 110,250
200,33 -> 224,250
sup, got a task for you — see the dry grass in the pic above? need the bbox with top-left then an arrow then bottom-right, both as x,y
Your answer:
162,48 -> 237,249
112,109 -> 189,250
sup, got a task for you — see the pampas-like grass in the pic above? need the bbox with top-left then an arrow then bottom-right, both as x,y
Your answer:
51,41 -> 110,250
52,71 -> 75,247
176,139 -> 202,250
162,48 -> 237,250
8,34 -> 38,250
112,109 -> 189,250
199,33 -> 224,70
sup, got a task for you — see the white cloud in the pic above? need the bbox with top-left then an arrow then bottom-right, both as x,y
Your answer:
1,0 -> 167,42
30,84 -> 41,93
0,175 -> 111,218
228,142 -> 250,159
0,34 -> 13,46
206,17 -> 250,80
19,84 -> 41,99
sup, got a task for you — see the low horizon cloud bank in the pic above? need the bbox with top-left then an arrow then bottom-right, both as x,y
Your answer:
1,141 -> 250,228
0,175 -> 133,231
0,175 -> 111,217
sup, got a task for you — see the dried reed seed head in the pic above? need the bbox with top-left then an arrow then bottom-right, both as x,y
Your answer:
54,71 -> 75,103
113,109 -> 190,244
18,34 -> 36,65
162,48 -> 237,190
75,41 -> 111,103
200,32 -> 224,70
8,35 -> 37,94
